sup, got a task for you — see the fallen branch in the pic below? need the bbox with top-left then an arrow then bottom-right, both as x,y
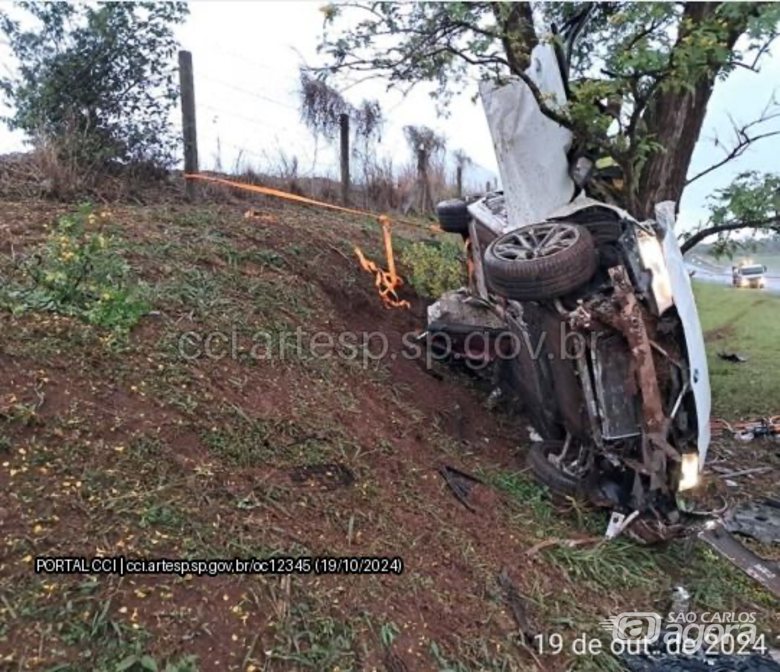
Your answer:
716,466 -> 773,479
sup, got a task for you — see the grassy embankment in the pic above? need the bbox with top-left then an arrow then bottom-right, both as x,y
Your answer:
693,281 -> 780,418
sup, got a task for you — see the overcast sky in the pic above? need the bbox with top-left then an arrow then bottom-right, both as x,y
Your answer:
1,1 -> 779,232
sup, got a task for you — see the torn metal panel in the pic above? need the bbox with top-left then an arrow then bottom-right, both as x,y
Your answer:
699,522 -> 780,599
548,194 -> 633,222
575,351 -> 605,450
467,192 -> 508,237
636,228 -> 674,315
467,219 -> 489,301
725,501 -> 780,545
479,43 -> 575,231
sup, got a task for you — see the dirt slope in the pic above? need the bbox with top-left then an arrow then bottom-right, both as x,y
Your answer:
0,196 -> 777,671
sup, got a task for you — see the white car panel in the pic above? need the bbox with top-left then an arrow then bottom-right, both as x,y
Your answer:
479,43 -> 575,231
655,202 -> 711,465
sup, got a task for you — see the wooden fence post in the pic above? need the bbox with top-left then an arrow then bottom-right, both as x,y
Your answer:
178,50 -> 199,201
340,113 -> 350,205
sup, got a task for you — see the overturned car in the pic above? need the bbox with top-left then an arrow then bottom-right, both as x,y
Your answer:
428,44 -> 710,538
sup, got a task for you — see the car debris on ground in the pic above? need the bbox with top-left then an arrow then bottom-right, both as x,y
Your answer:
724,499 -> 780,546
438,464 -> 483,513
718,351 -> 750,363
497,569 -> 537,640
699,521 -> 780,599
712,415 -> 780,441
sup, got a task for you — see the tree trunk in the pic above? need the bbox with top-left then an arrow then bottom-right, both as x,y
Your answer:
417,147 -> 432,213
493,2 -> 538,74
635,81 -> 714,219
635,3 -> 748,218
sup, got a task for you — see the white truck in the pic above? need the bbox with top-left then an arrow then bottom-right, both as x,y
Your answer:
732,262 -> 767,289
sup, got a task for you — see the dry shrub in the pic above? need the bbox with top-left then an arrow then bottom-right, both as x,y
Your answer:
271,149 -> 302,196
363,157 -> 398,211
0,124 -> 176,203
0,126 -> 99,200
395,152 -> 451,216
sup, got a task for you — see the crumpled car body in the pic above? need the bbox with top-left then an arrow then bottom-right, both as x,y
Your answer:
428,43 -> 710,522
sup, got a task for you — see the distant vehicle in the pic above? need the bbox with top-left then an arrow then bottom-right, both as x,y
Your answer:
732,263 -> 767,289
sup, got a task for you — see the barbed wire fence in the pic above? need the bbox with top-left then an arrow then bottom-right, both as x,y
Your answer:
0,42 -> 496,209
178,48 -> 495,212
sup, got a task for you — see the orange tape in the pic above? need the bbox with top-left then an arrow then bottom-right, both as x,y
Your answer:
354,216 -> 409,309
186,173 -> 444,234
186,173 -> 375,220
185,173 -> 411,309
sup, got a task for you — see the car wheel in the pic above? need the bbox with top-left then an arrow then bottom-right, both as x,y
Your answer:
437,199 -> 471,234
484,221 -> 596,300
555,206 -> 624,244
527,441 -> 585,497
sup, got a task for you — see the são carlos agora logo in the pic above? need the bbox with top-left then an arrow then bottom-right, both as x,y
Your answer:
598,610 -> 765,656
600,613 -> 663,644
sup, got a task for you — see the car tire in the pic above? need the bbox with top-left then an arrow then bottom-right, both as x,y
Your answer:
555,206 -> 624,244
437,199 -> 471,234
527,441 -> 584,497
484,221 -> 596,300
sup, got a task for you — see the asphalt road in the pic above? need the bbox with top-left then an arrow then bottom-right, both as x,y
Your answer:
686,256 -> 780,295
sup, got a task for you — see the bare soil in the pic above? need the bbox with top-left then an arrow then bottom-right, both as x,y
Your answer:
0,194 -> 777,671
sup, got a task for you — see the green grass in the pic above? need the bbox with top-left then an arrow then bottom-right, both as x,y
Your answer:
485,469 -> 556,524
547,541 -> 658,591
266,599 -> 357,670
3,199 -> 778,669
693,281 -> 780,417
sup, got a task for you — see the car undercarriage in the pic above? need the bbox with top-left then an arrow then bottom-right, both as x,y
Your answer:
426,40 -> 710,542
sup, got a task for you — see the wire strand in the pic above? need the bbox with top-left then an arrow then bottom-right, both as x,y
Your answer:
196,73 -> 298,111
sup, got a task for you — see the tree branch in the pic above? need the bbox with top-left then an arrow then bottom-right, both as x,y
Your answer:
680,216 -> 780,254
511,68 -> 574,131
685,102 -> 780,187
685,130 -> 780,187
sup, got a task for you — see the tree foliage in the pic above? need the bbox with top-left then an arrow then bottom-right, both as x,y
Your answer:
403,125 -> 445,157
453,149 -> 472,169
682,171 -> 780,255
319,2 -> 780,249
299,71 -> 383,144
0,2 -> 188,167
